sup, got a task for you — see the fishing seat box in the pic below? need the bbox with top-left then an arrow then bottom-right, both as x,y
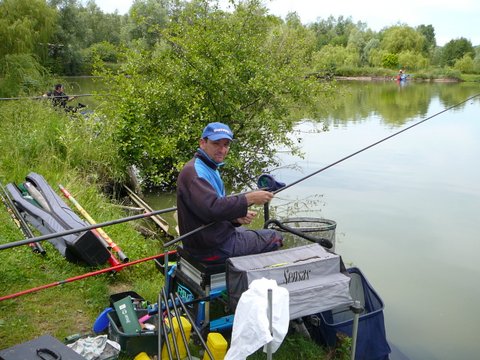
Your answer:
226,243 -> 353,320
173,247 -> 227,299
0,334 -> 86,360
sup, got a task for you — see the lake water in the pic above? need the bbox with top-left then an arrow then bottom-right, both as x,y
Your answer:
78,77 -> 480,359
269,81 -> 480,360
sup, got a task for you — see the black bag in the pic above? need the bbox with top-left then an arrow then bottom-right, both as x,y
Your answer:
0,334 -> 86,360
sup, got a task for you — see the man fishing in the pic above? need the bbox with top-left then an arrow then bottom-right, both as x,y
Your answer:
43,84 -> 76,108
176,122 -> 283,263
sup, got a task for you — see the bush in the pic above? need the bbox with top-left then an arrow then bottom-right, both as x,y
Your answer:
381,53 -> 399,69
398,50 -> 429,70
454,54 -> 476,74
101,0 -> 331,190
0,54 -> 50,97
0,101 -> 126,186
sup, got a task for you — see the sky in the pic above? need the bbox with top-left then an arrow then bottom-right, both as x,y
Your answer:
92,0 -> 479,46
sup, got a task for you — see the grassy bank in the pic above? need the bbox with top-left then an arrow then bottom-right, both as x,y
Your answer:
0,101 -> 347,359
0,101 -> 166,347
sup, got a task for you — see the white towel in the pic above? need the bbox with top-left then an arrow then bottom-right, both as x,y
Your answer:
225,278 -> 289,360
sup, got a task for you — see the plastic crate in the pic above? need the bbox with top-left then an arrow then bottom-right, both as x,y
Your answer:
109,291 -> 145,308
107,309 -> 159,356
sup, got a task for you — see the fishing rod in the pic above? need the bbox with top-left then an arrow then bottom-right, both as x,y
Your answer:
166,94 -> 480,250
0,186 -> 265,251
59,184 -> 129,263
0,94 -> 111,101
272,93 -> 480,195
168,90 -> 476,248
0,250 -> 177,302
0,181 -> 46,254
0,206 -> 177,251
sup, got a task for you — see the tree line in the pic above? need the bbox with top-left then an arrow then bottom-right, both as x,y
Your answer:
1,0 -> 478,86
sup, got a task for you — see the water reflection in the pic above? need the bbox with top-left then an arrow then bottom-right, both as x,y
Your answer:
275,82 -> 480,360
308,81 -> 480,129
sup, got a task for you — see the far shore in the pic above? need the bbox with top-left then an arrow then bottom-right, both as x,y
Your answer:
335,76 -> 460,82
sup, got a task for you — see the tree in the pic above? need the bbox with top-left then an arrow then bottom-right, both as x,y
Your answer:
347,26 -> 374,66
0,0 -> 56,95
126,0 -> 170,48
398,50 -> 428,70
363,38 -> 381,66
380,52 -> 399,69
441,37 -> 474,67
416,24 -> 436,54
380,25 -> 425,54
0,0 -> 57,62
309,15 -> 357,49
101,0 -> 329,190
47,0 -> 87,74
312,44 -> 359,70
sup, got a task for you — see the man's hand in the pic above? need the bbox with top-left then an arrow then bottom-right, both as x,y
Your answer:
235,210 -> 257,225
245,190 -> 274,206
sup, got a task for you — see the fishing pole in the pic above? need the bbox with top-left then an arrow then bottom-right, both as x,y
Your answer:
0,250 -> 177,302
0,94 -> 112,101
161,287 -> 182,359
0,181 -> 46,254
59,184 -> 129,263
0,186 -> 265,251
0,206 -> 177,251
273,93 -> 480,195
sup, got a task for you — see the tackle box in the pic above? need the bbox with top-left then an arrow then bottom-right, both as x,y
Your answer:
107,309 -> 159,356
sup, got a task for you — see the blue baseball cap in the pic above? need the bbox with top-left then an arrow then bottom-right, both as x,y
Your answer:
201,122 -> 234,141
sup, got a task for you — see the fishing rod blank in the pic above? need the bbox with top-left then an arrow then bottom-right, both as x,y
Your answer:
0,250 -> 177,302
0,181 -> 46,254
169,292 -> 194,360
0,94 -> 110,101
59,184 -> 129,263
0,206 -> 177,251
161,288 -> 181,360
5,95 -> 477,253
175,292 -> 216,360
1,186 -> 262,251
274,93 -> 480,195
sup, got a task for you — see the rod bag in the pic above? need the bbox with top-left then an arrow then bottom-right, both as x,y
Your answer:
6,172 -> 110,265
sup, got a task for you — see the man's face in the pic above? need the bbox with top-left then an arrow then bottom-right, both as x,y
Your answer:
199,138 -> 231,163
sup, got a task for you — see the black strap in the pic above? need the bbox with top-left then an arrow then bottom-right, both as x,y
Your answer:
36,348 -> 62,360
